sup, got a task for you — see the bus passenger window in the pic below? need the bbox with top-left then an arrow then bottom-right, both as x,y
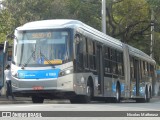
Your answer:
88,40 -> 93,69
104,60 -> 111,73
147,63 -> 150,76
104,47 -> 112,74
112,62 -> 118,74
104,47 -> 110,59
85,38 -> 89,69
75,34 -> 84,71
130,57 -> 134,79
150,64 -> 154,77
112,50 -> 117,62
143,61 -> 146,75
117,52 -> 123,76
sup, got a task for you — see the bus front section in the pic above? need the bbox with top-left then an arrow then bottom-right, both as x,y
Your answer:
11,29 -> 75,102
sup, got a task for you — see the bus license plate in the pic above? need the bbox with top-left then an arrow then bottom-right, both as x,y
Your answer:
33,86 -> 44,90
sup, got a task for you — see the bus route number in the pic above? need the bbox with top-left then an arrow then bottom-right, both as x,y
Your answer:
32,32 -> 52,39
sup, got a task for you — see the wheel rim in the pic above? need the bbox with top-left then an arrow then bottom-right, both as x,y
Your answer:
116,89 -> 119,101
87,86 -> 91,97
145,89 -> 147,101
148,91 -> 150,99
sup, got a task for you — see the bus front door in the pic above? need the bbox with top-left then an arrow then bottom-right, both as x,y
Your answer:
134,59 -> 140,96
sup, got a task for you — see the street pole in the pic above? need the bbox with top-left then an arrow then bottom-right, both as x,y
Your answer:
150,8 -> 154,58
102,0 -> 106,34
150,7 -> 156,96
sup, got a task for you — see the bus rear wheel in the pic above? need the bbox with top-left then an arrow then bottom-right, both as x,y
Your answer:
147,89 -> 151,102
136,87 -> 148,103
32,96 -> 44,103
86,82 -> 93,102
113,85 -> 121,103
142,87 -> 149,103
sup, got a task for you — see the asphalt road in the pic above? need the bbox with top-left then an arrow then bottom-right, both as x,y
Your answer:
0,96 -> 159,120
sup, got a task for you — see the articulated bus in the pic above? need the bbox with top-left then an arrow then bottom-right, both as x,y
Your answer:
9,19 -> 156,103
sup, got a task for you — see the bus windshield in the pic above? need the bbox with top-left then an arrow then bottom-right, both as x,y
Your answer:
13,29 -> 71,67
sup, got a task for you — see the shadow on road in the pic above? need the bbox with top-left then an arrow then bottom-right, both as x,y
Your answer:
0,95 -> 159,104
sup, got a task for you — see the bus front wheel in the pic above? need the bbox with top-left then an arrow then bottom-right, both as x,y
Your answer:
70,81 -> 93,103
32,96 -> 44,103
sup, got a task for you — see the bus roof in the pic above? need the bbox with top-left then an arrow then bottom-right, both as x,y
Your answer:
128,45 -> 155,64
16,19 -> 155,64
17,19 -> 123,48
17,19 -> 82,30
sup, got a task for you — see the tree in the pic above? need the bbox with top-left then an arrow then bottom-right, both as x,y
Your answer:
2,0 -> 71,27
0,0 -> 72,43
0,6 -> 15,43
146,0 -> 160,65
1,0 -> 102,41
1,0 -> 160,64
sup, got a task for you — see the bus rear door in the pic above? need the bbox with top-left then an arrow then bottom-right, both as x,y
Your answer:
96,44 -> 104,95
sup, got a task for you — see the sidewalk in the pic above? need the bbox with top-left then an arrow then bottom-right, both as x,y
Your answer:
0,95 -> 32,104
0,95 -> 159,104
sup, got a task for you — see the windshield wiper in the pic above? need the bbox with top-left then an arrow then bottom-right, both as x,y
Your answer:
21,50 -> 35,69
39,51 -> 55,67
21,45 -> 55,69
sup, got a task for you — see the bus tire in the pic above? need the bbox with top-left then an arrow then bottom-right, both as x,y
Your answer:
70,80 -> 93,104
147,88 -> 151,102
136,87 -> 148,103
144,87 -> 148,102
105,98 -> 112,103
116,85 -> 121,103
86,81 -> 93,102
32,96 -> 44,103
69,95 -> 85,103
69,97 -> 79,103
78,80 -> 93,103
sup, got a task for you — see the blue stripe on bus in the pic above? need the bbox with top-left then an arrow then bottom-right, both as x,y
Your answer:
17,69 -> 60,79
133,85 -> 144,96
112,83 -> 124,92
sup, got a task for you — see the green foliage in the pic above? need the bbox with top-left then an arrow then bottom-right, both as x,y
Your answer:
3,0 -> 70,26
1,0 -> 160,64
0,8 -> 15,43
153,32 -> 160,65
66,0 -> 101,30
146,0 -> 160,65
111,0 -> 150,40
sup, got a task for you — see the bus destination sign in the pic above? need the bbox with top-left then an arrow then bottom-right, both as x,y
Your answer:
32,32 -> 52,39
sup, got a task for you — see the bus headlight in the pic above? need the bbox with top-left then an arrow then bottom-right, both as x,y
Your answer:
59,69 -> 73,77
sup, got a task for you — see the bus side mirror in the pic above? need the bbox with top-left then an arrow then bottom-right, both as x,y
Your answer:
6,34 -> 14,40
3,33 -> 14,53
3,41 -> 9,53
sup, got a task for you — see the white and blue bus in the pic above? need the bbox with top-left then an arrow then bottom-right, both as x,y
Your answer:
9,19 -> 156,103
